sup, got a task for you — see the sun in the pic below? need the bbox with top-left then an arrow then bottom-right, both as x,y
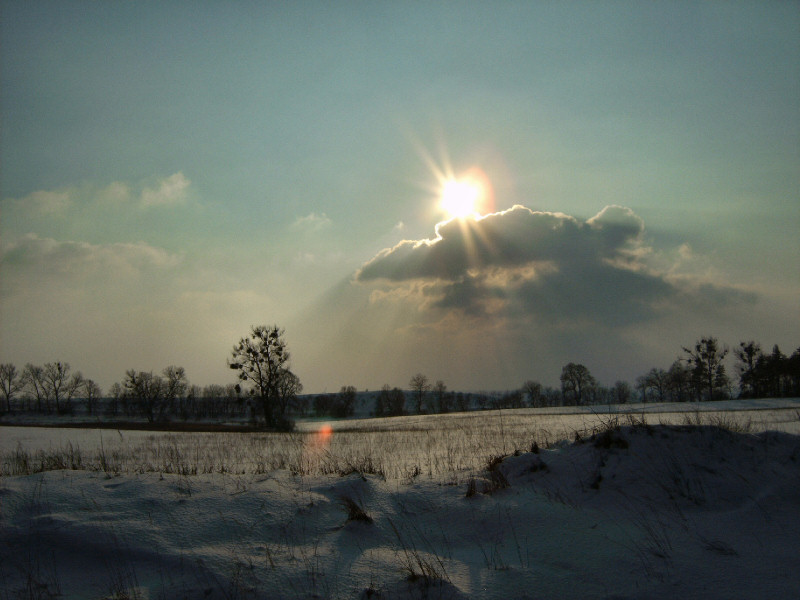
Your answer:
440,178 -> 482,219
409,136 -> 495,219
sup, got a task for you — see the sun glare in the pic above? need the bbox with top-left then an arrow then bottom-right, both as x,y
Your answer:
440,178 -> 481,219
411,136 -> 495,220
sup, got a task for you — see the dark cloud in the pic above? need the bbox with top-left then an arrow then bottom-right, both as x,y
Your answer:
288,205 -> 773,392
357,206 -> 584,282
355,205 -> 752,327
433,273 -> 507,315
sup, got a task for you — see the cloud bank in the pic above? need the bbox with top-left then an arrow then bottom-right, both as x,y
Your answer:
356,205 -> 752,327
0,234 -> 184,306
267,204 -> 768,392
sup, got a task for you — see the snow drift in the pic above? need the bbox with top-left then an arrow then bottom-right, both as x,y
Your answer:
2,421 -> 799,599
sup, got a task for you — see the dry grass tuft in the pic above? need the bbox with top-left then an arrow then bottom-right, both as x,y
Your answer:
339,495 -> 373,523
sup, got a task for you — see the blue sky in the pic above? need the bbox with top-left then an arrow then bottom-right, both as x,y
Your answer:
2,1 -> 798,393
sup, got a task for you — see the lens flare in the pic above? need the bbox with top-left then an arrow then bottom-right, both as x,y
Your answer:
316,424 -> 333,446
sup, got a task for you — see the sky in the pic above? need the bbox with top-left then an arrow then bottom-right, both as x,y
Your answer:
1,1 -> 798,394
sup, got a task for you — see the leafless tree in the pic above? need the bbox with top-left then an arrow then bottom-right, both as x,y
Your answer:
409,373 -> 430,414
683,337 -> 729,401
387,387 -> 405,416
0,363 -> 21,412
734,341 -> 762,398
200,384 -> 226,418
454,392 -> 469,412
42,362 -> 83,414
666,360 -> 693,402
22,364 -> 48,412
637,368 -> 667,403
522,380 -> 543,407
105,382 -> 123,417
124,370 -> 165,423
276,370 -> 303,417
163,365 -> 188,418
83,379 -> 103,416
433,380 -> 451,413
332,385 -> 356,418
612,380 -> 631,404
560,363 -> 596,405
229,325 -> 297,430
375,385 -> 389,417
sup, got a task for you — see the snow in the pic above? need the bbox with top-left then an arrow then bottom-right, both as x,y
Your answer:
2,404 -> 800,598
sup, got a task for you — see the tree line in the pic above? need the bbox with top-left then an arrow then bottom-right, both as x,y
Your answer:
0,362 -> 100,415
366,337 -> 800,414
0,361 -> 259,422
1,330 -> 798,430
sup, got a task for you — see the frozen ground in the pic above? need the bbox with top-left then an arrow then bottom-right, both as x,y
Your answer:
1,402 -> 799,599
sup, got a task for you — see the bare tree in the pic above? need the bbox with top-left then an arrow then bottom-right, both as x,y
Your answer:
387,387 -> 406,416
560,363 -> 596,405
276,370 -> 303,418
290,390 -> 310,417
612,380 -> 631,404
735,341 -> 762,398
788,347 -> 800,397
0,363 -> 21,413
162,365 -> 188,419
433,380 -> 450,413
666,360 -> 693,402
522,380 -> 543,407
651,368 -> 668,402
637,368 -> 667,403
201,384 -> 227,419
495,390 -> 524,409
22,364 -> 48,412
762,345 -> 788,398
83,379 -> 103,416
332,385 -> 356,418
475,393 -> 489,410
229,325 -> 297,430
106,382 -> 123,417
375,385 -> 389,417
409,373 -> 430,414
42,362 -> 83,414
683,337 -> 729,401
124,370 -> 165,422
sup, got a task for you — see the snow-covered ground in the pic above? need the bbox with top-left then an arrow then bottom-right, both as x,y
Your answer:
2,402 -> 799,598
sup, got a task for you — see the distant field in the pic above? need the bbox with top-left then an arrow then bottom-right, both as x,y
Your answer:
3,399 -> 798,479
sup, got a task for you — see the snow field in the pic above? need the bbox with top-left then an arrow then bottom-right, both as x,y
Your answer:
3,400 -> 800,479
1,402 -> 799,599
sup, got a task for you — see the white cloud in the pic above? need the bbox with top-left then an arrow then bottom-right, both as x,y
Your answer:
140,172 -> 191,208
98,181 -> 133,205
7,189 -> 72,214
1,233 -> 182,290
291,212 -> 333,231
3,174 -> 190,219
